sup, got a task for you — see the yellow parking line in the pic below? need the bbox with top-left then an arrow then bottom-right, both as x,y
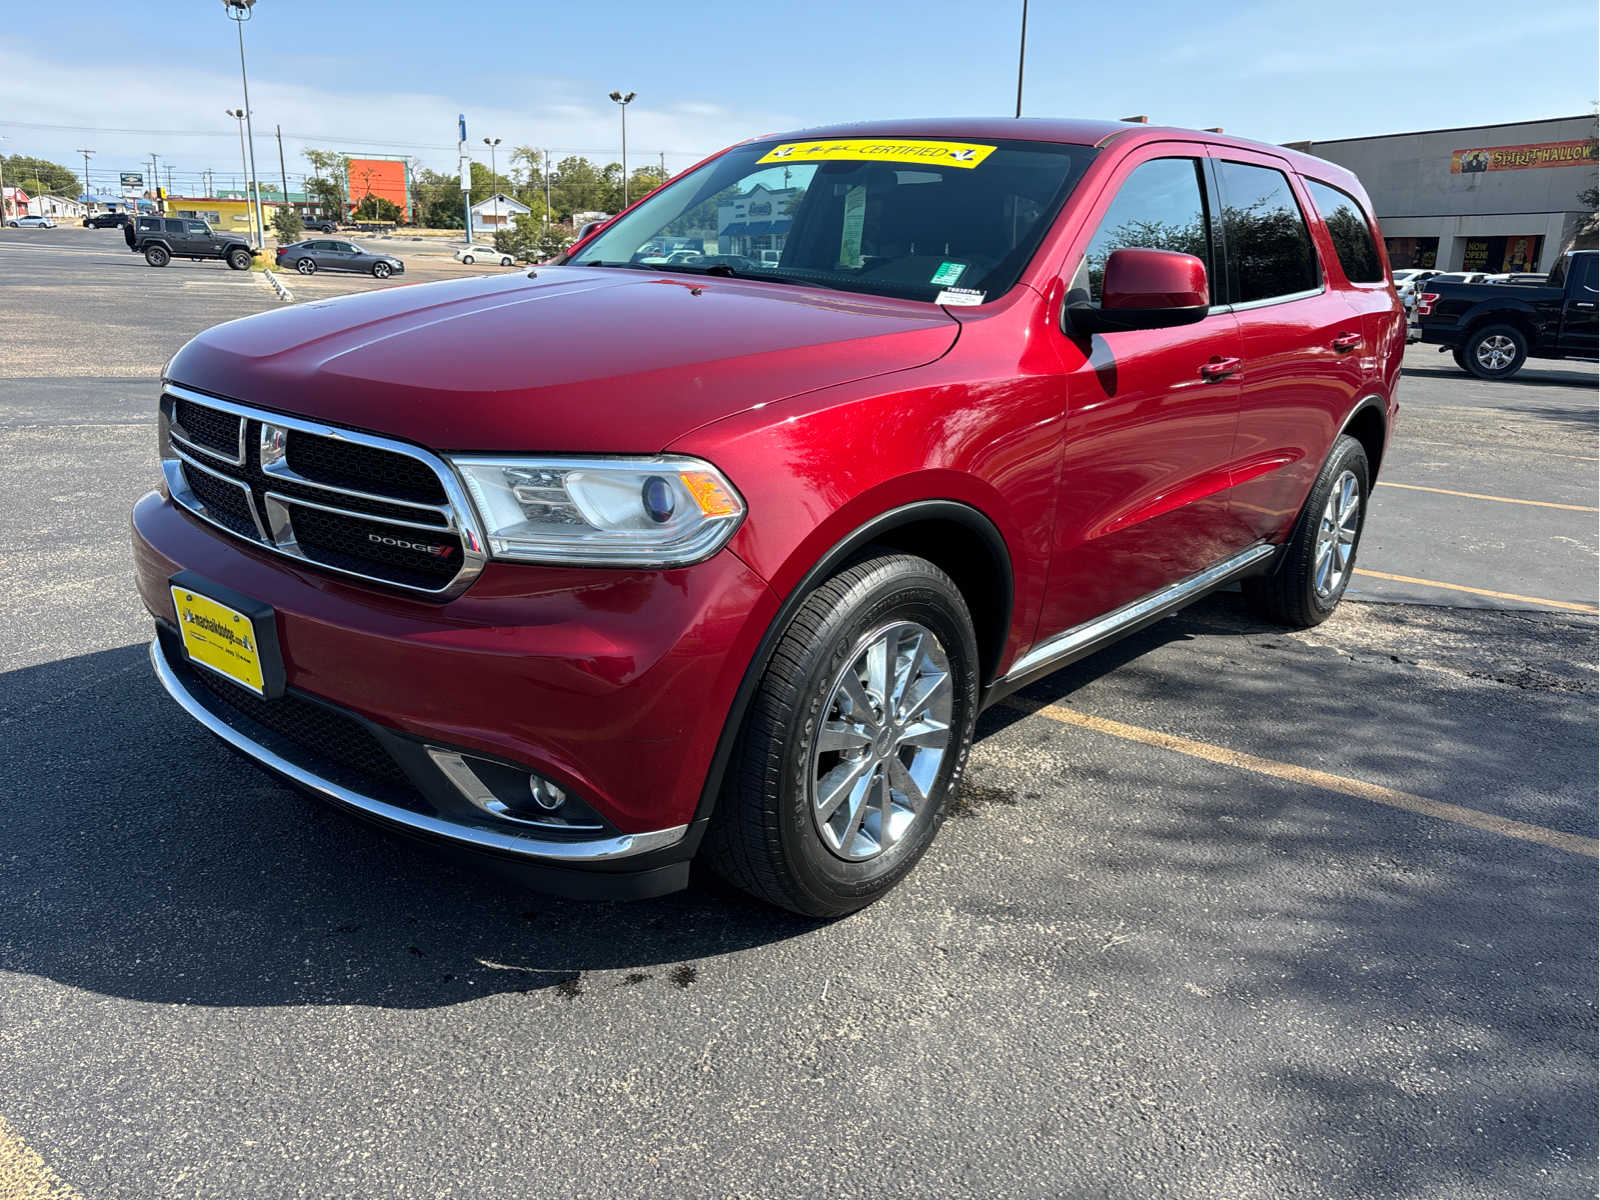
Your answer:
1377,481 -> 1598,512
1352,569 -> 1599,614
1009,700 -> 1598,859
0,1114 -> 83,1200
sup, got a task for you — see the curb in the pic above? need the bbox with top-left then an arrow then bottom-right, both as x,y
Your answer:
260,269 -> 294,303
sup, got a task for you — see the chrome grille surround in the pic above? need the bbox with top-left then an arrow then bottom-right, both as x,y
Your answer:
158,383 -> 488,598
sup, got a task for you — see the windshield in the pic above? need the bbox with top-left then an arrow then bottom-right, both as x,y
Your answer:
569,136 -> 1096,304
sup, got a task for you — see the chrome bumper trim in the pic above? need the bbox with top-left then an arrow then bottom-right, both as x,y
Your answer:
149,637 -> 687,864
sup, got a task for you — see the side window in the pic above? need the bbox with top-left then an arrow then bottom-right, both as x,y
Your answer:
185,220 -> 208,235
1575,255 -> 1598,295
1217,161 -> 1320,303
1079,157 -> 1210,303
163,219 -> 185,234
1304,179 -> 1383,283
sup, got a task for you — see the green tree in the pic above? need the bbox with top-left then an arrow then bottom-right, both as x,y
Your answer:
494,210 -> 573,263
270,206 -> 303,243
412,167 -> 464,229
302,148 -> 350,213
549,156 -> 608,220
510,145 -> 546,209
2,155 -> 79,196
354,195 -> 401,222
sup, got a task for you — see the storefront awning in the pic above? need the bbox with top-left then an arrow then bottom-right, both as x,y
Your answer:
719,221 -> 748,236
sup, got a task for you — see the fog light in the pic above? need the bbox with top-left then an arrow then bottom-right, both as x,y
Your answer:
529,777 -> 566,811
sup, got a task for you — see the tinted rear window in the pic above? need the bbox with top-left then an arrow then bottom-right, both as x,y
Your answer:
1304,179 -> 1383,283
1217,161 -> 1320,304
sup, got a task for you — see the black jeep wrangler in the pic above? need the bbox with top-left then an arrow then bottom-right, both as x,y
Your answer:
127,216 -> 257,270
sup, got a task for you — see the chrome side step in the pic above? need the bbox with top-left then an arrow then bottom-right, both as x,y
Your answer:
999,542 -> 1276,687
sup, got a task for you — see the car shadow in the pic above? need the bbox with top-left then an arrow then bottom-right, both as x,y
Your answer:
1400,361 -> 1600,390
0,643 -> 825,1009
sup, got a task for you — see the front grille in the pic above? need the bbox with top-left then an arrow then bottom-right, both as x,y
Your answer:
285,431 -> 446,504
187,661 -> 417,793
289,503 -> 463,588
161,387 -> 482,598
173,397 -> 242,459
182,462 -> 257,537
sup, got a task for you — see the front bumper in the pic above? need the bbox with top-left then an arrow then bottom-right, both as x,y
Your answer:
133,488 -> 780,890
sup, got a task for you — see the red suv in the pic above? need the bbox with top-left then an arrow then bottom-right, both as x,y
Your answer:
133,119 -> 1402,915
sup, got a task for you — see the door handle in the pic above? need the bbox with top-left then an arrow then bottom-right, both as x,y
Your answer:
1199,355 -> 1241,381
1331,332 -> 1362,352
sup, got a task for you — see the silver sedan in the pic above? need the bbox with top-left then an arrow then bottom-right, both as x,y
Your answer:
275,238 -> 405,278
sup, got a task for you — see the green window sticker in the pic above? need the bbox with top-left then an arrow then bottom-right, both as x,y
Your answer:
930,261 -> 966,286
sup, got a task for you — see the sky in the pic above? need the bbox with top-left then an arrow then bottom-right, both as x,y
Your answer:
1,0 -> 1595,196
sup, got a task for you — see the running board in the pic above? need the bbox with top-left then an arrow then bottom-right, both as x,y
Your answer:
991,542 -> 1277,699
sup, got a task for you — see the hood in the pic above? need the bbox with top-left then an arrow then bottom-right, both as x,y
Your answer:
166,266 -> 960,453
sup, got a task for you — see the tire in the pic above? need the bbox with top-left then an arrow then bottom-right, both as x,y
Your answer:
500,256 -> 513,266
704,553 -> 980,917
372,261 -> 392,278
1462,323 -> 1527,380
295,257 -> 317,275
461,254 -> 475,264
226,248 -> 251,271
144,244 -> 170,267
1243,434 -> 1370,628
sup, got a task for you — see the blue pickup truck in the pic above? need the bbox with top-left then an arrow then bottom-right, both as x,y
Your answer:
1417,249 -> 1598,379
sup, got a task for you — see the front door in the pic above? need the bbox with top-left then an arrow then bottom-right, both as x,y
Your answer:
1558,252 -> 1598,354
1037,147 -> 1247,637
1210,150 -> 1370,541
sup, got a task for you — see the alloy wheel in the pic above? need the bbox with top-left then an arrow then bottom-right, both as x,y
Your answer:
1313,469 -> 1361,598
810,621 -> 952,862
1474,334 -> 1517,371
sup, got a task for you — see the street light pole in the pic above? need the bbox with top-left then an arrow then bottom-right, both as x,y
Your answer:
1015,0 -> 1028,118
483,137 -> 501,230
608,90 -> 635,208
543,148 -> 551,227
226,109 -> 250,235
223,0 -> 265,247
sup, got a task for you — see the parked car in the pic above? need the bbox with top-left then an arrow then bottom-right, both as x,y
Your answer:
134,118 -> 1402,915
83,212 -> 131,229
275,238 -> 405,278
1423,271 -> 1488,285
1416,250 -> 1598,378
454,245 -> 515,266
131,216 -> 256,270
305,219 -> 340,233
6,214 -> 56,228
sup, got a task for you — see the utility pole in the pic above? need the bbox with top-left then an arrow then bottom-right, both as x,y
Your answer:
276,124 -> 289,222
659,151 -> 665,181
543,149 -> 551,227
165,165 -> 174,194
76,149 -> 94,202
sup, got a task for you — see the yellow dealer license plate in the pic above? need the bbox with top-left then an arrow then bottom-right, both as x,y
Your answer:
171,585 -> 267,694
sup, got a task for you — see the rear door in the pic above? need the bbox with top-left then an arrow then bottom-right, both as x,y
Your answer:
1036,145 -> 1247,636
1209,149 -> 1370,542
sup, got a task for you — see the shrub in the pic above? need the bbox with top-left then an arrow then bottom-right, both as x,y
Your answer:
270,206 -> 303,243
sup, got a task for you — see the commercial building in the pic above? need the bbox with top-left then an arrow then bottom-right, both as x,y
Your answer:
167,196 -> 279,233
1287,115 -> 1597,272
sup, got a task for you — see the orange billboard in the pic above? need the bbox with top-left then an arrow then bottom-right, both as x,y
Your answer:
1450,140 -> 1596,174
345,157 -> 410,215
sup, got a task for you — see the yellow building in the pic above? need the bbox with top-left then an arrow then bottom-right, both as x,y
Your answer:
167,197 -> 278,234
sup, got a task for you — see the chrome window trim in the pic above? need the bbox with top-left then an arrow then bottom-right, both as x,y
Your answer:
158,383 -> 487,599
150,638 -> 687,863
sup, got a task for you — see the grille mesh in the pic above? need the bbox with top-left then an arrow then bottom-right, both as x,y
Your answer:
286,431 -> 447,504
182,464 -> 257,537
173,398 -> 241,458
289,504 -> 463,587
188,663 -> 417,792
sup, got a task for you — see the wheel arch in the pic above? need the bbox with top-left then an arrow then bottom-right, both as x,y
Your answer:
1340,394 -> 1389,477
1462,302 -> 1536,339
688,499 -> 1014,842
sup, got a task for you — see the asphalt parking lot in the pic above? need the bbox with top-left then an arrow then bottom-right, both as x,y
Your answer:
1,225 -> 1595,1200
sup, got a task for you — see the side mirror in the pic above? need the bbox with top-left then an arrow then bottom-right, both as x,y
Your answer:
1068,248 -> 1210,334
576,220 -> 605,241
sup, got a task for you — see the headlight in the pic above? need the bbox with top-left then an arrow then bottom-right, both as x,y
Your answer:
449,455 -> 744,566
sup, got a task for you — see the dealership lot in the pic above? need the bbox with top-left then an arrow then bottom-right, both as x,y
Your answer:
1,226 -> 1594,1198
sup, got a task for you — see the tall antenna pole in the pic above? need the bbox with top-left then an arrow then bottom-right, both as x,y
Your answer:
276,123 -> 290,223
1014,0 -> 1028,118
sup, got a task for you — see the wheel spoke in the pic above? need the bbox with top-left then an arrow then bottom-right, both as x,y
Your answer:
816,756 -> 872,821
836,672 -> 880,733
838,767 -> 878,851
896,717 -> 951,749
898,669 -> 950,724
887,755 -> 926,813
864,634 -> 889,700
888,630 -> 927,710
816,719 -> 871,754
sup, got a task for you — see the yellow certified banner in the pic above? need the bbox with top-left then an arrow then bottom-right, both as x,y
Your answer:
171,586 -> 265,694
757,139 -> 997,170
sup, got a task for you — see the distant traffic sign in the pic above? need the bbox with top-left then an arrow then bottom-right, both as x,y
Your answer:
120,172 -> 144,188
